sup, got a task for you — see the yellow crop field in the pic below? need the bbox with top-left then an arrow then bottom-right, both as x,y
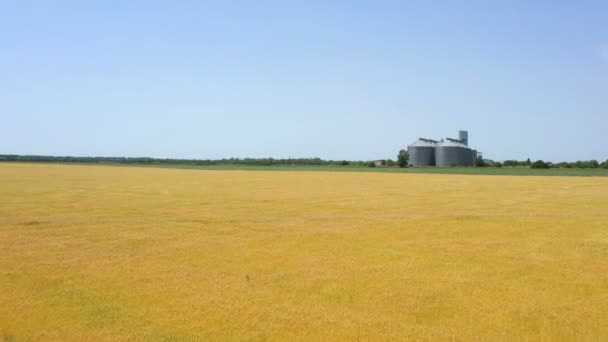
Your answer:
1,163 -> 608,341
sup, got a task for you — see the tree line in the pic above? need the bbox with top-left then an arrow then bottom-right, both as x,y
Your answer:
493,159 -> 608,169
1,153 -> 606,169
528,160 -> 608,169
0,154 -> 370,167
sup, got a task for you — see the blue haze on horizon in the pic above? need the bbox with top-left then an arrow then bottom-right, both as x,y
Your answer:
1,1 -> 607,162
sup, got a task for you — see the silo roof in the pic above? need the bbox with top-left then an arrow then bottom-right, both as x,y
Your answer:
437,139 -> 470,148
408,139 -> 437,147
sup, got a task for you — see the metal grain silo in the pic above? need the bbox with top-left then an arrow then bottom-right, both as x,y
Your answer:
407,138 -> 437,166
435,139 -> 474,167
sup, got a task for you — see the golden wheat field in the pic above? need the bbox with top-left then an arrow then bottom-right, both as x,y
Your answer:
1,163 -> 608,341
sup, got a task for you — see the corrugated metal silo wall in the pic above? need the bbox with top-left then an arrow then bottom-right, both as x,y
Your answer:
408,146 -> 435,166
435,146 -> 474,166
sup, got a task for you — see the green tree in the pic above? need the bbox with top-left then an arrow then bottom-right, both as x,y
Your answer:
397,149 -> 409,168
531,160 -> 550,169
475,156 -> 486,167
526,158 -> 531,166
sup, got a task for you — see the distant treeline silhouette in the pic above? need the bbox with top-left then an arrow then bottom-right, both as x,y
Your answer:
1,154 -> 606,169
0,154 -> 365,166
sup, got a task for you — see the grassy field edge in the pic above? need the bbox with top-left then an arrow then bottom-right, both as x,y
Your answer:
2,161 -> 608,177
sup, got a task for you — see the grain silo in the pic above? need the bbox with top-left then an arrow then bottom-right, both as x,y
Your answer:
407,138 -> 437,166
435,138 -> 474,166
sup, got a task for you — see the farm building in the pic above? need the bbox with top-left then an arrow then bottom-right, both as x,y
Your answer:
408,130 -> 479,167
372,160 -> 387,167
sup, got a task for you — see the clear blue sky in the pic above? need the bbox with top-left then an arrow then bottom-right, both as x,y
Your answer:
2,1 -> 607,162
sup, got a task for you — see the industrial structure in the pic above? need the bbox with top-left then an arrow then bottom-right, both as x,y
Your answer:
408,130 -> 479,167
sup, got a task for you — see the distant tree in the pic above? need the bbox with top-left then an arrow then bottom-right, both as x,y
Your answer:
531,160 -> 550,169
397,149 -> 409,168
572,160 -> 601,168
368,161 -> 376,168
475,156 -> 486,167
386,159 -> 396,167
526,158 -> 531,166
602,160 -> 608,169
341,160 -> 349,166
495,161 -> 502,168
